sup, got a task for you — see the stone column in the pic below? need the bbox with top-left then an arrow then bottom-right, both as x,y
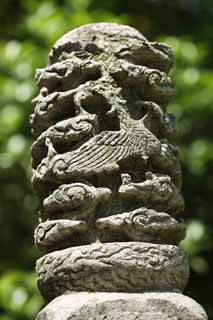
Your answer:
31,23 -> 208,319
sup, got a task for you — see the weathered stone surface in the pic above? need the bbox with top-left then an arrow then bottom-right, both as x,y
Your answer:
119,172 -> 184,215
40,183 -> 111,221
32,121 -> 162,187
31,113 -> 98,168
36,292 -> 208,320
36,242 -> 189,301
96,207 -> 185,244
35,220 -> 89,252
31,22 -> 207,319
31,23 -> 181,220
48,23 -> 173,72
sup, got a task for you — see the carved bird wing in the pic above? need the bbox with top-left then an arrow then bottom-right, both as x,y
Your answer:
63,130 -> 133,172
34,130 -> 133,188
50,126 -> 160,176
34,128 -> 159,185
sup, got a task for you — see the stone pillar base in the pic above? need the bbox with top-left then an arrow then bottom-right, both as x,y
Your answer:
36,291 -> 207,320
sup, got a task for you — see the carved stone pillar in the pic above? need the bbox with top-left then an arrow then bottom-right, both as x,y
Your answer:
31,23 -> 207,319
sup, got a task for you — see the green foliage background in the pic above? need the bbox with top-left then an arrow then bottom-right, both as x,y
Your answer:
0,0 -> 212,318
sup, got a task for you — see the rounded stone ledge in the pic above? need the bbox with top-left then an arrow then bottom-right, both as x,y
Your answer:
35,292 -> 208,320
36,242 -> 189,301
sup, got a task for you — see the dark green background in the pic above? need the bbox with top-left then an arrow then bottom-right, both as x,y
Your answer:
0,0 -> 212,319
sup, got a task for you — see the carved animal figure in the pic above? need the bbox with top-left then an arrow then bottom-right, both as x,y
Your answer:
33,107 -> 161,185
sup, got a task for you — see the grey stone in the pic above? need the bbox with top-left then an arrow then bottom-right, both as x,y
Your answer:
34,220 -> 89,252
96,207 -> 185,244
31,22 -> 207,319
31,113 -> 98,168
119,172 -> 184,215
36,242 -> 189,301
36,292 -> 207,320
41,183 -> 111,221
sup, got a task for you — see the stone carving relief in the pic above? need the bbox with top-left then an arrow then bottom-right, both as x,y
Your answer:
31,23 -> 207,319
